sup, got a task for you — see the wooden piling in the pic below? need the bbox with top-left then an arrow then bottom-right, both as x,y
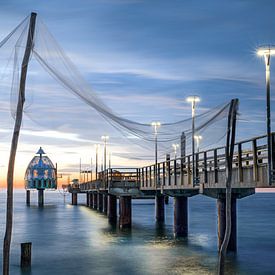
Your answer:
93,192 -> 98,209
97,193 -> 103,212
71,192 -> 77,205
20,242 -> 32,268
89,192 -> 93,208
217,197 -> 237,252
108,194 -> 117,223
26,190 -> 30,205
164,195 -> 169,204
119,196 -> 132,229
103,194 -> 108,215
155,194 -> 165,223
86,193 -> 89,207
38,189 -> 44,207
174,196 -> 188,237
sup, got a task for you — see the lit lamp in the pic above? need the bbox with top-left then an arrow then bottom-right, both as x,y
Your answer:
257,46 -> 275,185
151,121 -> 161,186
172,143 -> 179,159
101,136 -> 109,172
186,95 -> 200,186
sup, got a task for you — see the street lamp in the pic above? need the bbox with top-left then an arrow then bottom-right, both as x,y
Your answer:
94,144 -> 100,180
257,46 -> 275,185
172,143 -> 179,159
101,135 -> 109,172
151,121 -> 161,186
186,95 -> 200,186
194,135 -> 202,153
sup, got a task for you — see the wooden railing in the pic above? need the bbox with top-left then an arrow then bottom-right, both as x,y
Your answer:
77,133 -> 275,192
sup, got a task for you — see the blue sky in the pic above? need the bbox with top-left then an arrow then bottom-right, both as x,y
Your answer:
0,0 -> 275,186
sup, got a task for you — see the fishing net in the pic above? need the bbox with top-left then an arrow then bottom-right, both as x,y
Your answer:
0,14 -> 238,167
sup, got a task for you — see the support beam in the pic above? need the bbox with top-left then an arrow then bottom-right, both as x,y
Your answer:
108,194 -> 117,223
103,194 -> 108,215
174,196 -> 188,237
217,197 -> 237,252
97,193 -> 103,212
26,190 -> 30,206
38,189 -> 44,207
119,196 -> 132,229
164,195 -> 169,205
93,192 -> 98,209
71,192 -> 77,205
155,195 -> 165,223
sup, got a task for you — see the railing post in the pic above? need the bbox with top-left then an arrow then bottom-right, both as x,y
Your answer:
214,149 -> 218,183
238,143 -> 243,182
149,166 -> 152,187
162,162 -> 166,186
195,153 -> 199,185
168,161 -> 171,186
174,159 -> 177,186
187,156 -> 191,185
145,167 -> 148,187
204,152 -> 208,184
252,139 -> 258,182
158,163 -> 160,187
142,168 -> 144,188
180,157 -> 184,185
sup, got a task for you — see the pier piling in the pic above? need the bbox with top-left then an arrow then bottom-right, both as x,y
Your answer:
26,190 -> 30,205
89,193 -> 93,208
86,193 -> 89,207
38,189 -> 44,207
174,196 -> 188,237
71,192 -> 77,205
119,196 -> 132,229
155,194 -> 165,222
20,242 -> 32,269
93,192 -> 98,209
108,194 -> 117,223
98,193 -> 103,212
103,194 -> 108,215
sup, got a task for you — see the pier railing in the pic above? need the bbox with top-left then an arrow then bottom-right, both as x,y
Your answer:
78,133 -> 275,192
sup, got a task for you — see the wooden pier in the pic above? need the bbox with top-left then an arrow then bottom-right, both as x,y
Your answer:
68,133 -> 275,251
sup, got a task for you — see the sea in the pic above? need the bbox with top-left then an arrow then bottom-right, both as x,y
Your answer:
0,190 -> 274,275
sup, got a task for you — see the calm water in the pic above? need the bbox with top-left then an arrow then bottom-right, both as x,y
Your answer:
0,190 -> 274,274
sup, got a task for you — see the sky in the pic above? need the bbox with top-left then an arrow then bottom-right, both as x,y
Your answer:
0,0 -> 275,188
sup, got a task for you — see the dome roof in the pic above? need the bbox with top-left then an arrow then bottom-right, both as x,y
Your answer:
25,147 -> 57,190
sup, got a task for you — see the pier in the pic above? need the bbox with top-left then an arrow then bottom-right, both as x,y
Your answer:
69,132 -> 275,251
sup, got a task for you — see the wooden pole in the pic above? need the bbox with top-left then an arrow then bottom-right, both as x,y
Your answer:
218,98 -> 238,275
3,12 -> 36,275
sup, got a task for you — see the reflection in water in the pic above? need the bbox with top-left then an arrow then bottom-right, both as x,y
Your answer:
0,191 -> 274,274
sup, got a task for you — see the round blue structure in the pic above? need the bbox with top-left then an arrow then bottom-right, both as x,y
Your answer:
25,147 -> 57,190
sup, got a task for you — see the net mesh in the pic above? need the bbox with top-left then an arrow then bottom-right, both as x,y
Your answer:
0,14 -> 238,165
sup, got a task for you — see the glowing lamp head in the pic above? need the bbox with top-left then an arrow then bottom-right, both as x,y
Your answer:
151,121 -> 161,127
194,135 -> 202,141
101,135 -> 109,141
186,95 -> 200,103
257,46 -> 275,57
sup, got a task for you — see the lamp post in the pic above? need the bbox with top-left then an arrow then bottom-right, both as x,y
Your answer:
94,144 -> 100,180
194,135 -> 202,153
151,121 -> 161,186
257,46 -> 275,185
186,95 -> 200,186
172,143 -> 179,159
101,135 -> 109,172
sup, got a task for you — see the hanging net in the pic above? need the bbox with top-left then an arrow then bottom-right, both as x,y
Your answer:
0,14 -> 238,165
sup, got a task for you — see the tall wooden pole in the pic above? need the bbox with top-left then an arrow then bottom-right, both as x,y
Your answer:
218,98 -> 238,275
3,12 -> 36,275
